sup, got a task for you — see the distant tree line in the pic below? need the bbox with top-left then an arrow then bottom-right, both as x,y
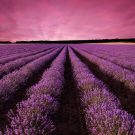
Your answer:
15,38 -> 135,44
0,38 -> 135,44
0,41 -> 11,43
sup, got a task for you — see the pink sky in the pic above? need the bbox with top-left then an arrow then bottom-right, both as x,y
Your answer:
0,0 -> 135,42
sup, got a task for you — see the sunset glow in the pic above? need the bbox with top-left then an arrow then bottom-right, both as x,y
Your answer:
0,0 -> 135,42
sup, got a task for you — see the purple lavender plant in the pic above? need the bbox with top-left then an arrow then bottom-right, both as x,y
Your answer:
0,47 -> 63,104
0,46 -> 67,135
71,46 -> 135,92
68,46 -> 135,135
0,47 -> 57,78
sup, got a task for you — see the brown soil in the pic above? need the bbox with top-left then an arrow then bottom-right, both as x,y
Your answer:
50,49 -> 89,135
71,47 -> 135,131
0,48 -> 62,134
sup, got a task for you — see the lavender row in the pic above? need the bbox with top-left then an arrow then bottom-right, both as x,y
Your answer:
71,47 -> 135,92
0,46 -> 67,135
75,45 -> 135,72
68,47 -> 135,135
0,44 -> 35,58
71,44 -> 135,61
0,44 -> 65,60
0,44 -> 59,59
0,47 -> 63,104
0,45 -> 57,65
27,45 -> 67,97
0,47 -> 57,78
0,47 -> 47,64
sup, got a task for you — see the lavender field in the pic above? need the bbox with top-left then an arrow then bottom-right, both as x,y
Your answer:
0,43 -> 135,135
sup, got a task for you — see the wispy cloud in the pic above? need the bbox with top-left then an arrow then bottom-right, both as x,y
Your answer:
0,0 -> 135,42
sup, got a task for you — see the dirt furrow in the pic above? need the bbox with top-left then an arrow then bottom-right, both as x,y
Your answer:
0,49 -> 62,133
50,49 -> 88,135
79,48 -> 135,72
72,48 -> 135,120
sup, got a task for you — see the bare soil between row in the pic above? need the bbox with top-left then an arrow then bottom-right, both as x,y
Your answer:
72,48 -> 135,120
0,48 -> 62,133
80,48 -> 135,73
2,45 -> 133,134
0,47 -> 89,135
50,49 -> 89,135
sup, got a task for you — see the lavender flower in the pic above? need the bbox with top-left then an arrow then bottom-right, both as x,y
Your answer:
0,47 -> 63,103
1,46 -> 67,135
71,46 -> 135,92
68,46 -> 135,134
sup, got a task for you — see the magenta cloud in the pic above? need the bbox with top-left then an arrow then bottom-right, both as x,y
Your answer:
0,0 -> 135,42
